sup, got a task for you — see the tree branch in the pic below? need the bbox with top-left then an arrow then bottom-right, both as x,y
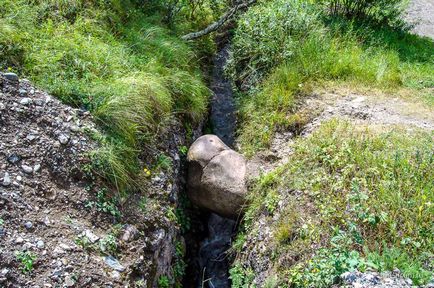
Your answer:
181,0 -> 257,41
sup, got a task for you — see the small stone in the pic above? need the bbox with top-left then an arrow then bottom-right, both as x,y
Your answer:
16,175 -> 22,181
7,153 -> 21,164
104,256 -> 125,272
4,72 -> 18,82
58,134 -> 69,145
64,275 -> 75,287
21,165 -> 33,174
24,221 -> 33,230
15,236 -> 24,244
20,98 -> 32,105
110,271 -> 121,279
84,230 -> 99,243
0,103 -> 5,110
121,225 -> 139,242
2,172 -> 11,187
29,89 -> 35,95
70,125 -> 80,132
34,164 -> 41,172
19,89 -> 27,96
34,99 -> 44,106
36,240 -> 45,249
26,134 -> 37,141
59,243 -> 73,251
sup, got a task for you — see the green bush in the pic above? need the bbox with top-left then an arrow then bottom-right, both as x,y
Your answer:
318,0 -> 409,29
227,0 -> 321,88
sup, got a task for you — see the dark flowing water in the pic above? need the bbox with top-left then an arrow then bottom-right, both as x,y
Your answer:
186,44 -> 237,288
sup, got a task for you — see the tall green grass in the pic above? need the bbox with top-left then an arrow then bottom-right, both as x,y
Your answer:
241,120 -> 434,286
0,0 -> 209,193
228,0 -> 434,156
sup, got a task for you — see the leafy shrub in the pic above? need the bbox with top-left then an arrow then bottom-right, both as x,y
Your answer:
227,0 -> 321,88
229,262 -> 255,288
318,0 -> 408,29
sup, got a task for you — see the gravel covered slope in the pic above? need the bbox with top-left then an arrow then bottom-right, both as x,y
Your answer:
0,73 -> 190,287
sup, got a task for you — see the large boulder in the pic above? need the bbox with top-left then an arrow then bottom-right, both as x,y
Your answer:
187,135 -> 248,219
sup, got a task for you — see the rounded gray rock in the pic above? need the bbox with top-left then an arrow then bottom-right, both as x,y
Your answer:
187,135 -> 248,218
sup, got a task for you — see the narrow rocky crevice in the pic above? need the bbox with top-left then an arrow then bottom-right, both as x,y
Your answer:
183,43 -> 238,288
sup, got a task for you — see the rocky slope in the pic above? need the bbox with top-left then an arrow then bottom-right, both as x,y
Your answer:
0,73 -> 191,287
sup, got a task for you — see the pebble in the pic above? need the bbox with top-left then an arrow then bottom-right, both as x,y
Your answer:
36,240 -> 45,249
110,270 -> 121,279
64,275 -> 75,287
26,134 -> 37,141
20,98 -> 32,105
16,175 -> 22,181
24,221 -> 33,230
19,89 -> 27,96
21,164 -> 33,174
2,172 -> 11,187
4,72 -> 18,82
34,164 -> 41,172
121,225 -> 139,242
84,230 -> 100,243
104,256 -> 125,272
58,134 -> 69,145
7,153 -> 21,164
15,236 -> 24,244
0,103 -> 5,110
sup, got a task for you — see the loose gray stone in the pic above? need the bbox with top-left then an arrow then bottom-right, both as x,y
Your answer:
24,221 -> 33,230
34,164 -> 41,172
19,89 -> 27,96
20,98 -> 32,105
7,153 -> 21,164
21,165 -> 33,174
64,275 -> 75,287
187,135 -> 248,218
15,237 -> 24,244
84,230 -> 99,243
36,240 -> 45,249
104,256 -> 125,272
2,172 -> 11,187
4,73 -> 18,82
58,134 -> 69,145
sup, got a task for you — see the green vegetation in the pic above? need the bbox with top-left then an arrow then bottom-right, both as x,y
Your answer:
229,262 -> 255,288
228,0 -> 434,155
158,275 -> 170,288
15,251 -> 37,274
240,120 -> 433,286
85,188 -> 121,219
0,0 -> 211,194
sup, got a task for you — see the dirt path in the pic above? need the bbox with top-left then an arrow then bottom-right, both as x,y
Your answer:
407,0 -> 434,38
249,90 -> 434,176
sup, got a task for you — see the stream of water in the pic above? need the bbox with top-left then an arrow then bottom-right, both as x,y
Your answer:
187,44 -> 237,288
